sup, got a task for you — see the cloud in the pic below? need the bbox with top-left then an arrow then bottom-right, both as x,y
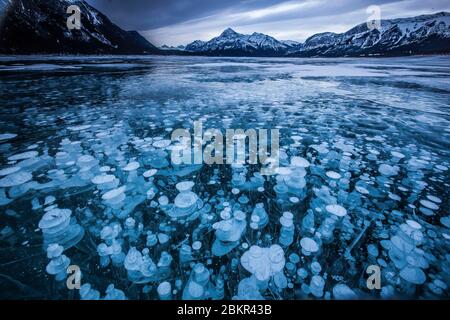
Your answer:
87,0 -> 450,46
86,0 -> 283,29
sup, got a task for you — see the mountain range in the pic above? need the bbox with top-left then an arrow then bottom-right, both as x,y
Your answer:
0,0 -> 449,57
185,12 -> 450,57
185,28 -> 300,57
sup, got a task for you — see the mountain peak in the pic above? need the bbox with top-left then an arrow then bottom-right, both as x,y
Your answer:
0,0 -> 159,54
185,11 -> 450,57
220,28 -> 238,37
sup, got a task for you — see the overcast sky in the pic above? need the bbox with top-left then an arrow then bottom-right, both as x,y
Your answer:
86,0 -> 450,46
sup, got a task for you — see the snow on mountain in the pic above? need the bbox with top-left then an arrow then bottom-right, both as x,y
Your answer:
0,0 -> 160,54
290,12 -> 450,56
280,40 -> 301,47
185,28 -> 291,56
185,40 -> 206,52
300,32 -> 339,50
186,13 -> 450,57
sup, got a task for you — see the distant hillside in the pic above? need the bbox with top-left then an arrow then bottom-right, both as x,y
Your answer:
0,0 -> 160,54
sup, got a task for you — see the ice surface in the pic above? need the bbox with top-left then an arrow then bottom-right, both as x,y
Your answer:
333,284 -> 357,299
157,281 -> 172,300
0,64 -> 80,71
291,156 -> 310,168
92,174 -> 116,184
0,133 -> 17,141
0,55 -> 449,300
123,162 -> 140,171
8,151 -> 39,161
400,266 -> 427,285
79,284 -> 101,300
102,186 -> 126,200
0,166 -> 21,176
326,171 -> 341,179
104,284 -> 127,300
38,208 -> 84,249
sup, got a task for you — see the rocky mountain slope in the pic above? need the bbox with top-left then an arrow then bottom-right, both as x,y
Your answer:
185,28 -> 297,56
290,12 -> 450,57
0,0 -> 160,54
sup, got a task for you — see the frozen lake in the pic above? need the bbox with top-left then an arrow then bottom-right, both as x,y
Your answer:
0,55 -> 449,299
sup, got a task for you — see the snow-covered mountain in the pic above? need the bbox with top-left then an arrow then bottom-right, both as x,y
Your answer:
0,0 -> 160,54
185,28 -> 297,56
290,12 -> 450,56
185,40 -> 206,52
280,40 -> 301,47
186,13 -> 450,57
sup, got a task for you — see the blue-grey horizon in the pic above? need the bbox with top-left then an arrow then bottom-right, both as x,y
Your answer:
86,0 -> 450,46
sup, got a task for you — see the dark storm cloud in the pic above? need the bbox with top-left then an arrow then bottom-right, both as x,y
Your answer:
85,0 -> 450,46
86,0 -> 285,30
